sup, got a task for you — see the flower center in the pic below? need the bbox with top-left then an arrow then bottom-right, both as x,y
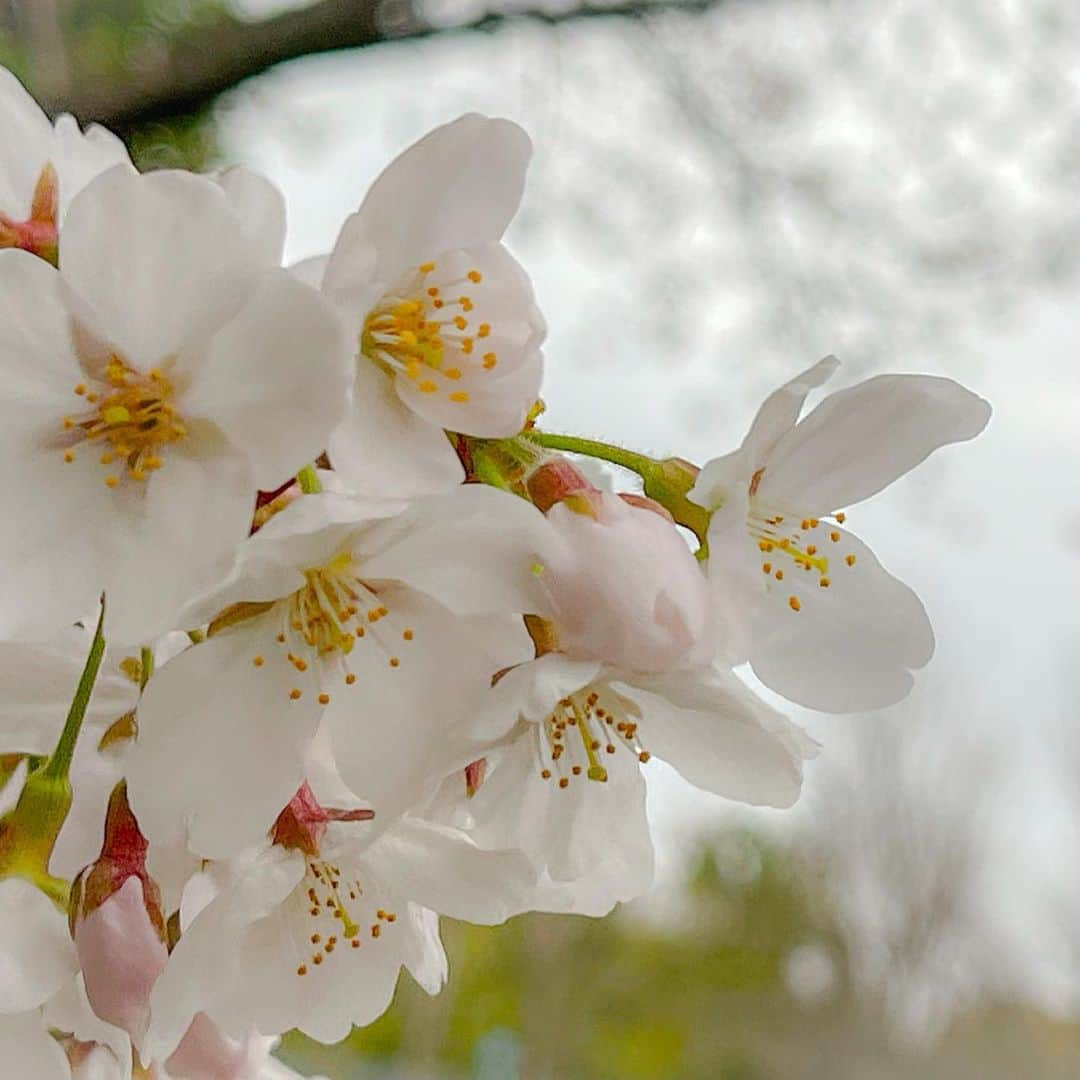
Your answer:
248,551 -> 416,705
61,356 -> 186,487
292,859 -> 396,977
747,480 -> 856,613
537,687 -> 650,790
360,260 -> 499,403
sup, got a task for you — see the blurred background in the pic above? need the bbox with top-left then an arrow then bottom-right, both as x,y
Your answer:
7,0 -> 1080,1075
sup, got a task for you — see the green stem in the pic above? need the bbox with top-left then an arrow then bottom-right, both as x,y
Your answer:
527,431 -> 658,478
297,464 -> 322,494
528,431 -> 712,549
42,598 -> 106,784
0,599 -> 107,891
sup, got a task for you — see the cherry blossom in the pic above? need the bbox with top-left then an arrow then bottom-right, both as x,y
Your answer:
688,357 -> 992,711
316,114 -> 545,497
127,485 -> 550,859
0,165 -> 353,642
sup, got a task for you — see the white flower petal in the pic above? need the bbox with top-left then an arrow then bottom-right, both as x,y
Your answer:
145,846 -> 304,1062
0,633 -> 138,756
60,167 -> 261,365
50,115 -> 132,222
45,976 -> 132,1077
288,254 -> 329,290
367,817 -> 536,925
128,616 -> 321,859
456,727 -> 654,910
0,879 -> 77,1012
181,268 -> 352,490
761,373 -> 992,513
618,667 -> 816,808
749,526 -> 934,712
396,904 -> 447,998
741,355 -> 839,463
357,484 -> 556,617
0,68 -> 52,215
328,358 -> 465,499
323,591 -> 522,822
212,166 -> 287,268
325,114 -> 531,286
0,1012 -> 72,1080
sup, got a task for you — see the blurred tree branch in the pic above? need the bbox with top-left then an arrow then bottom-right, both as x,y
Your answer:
34,0 -> 717,133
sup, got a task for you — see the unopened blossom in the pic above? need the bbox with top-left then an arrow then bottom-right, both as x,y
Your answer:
0,165 -> 353,642
127,485 -> 550,859
144,769 -> 535,1055
0,65 -> 130,262
70,784 -> 168,1049
688,357 -> 992,711
316,114 -> 545,496
528,463 -> 715,672
425,483 -> 815,914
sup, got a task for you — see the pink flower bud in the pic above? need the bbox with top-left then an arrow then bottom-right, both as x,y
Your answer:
73,876 -> 167,1046
542,491 -> 713,672
69,783 -> 167,1045
525,456 -> 596,513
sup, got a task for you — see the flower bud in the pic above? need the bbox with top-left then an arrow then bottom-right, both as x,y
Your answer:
69,783 -> 167,1045
525,456 -> 597,513
542,490 -> 714,672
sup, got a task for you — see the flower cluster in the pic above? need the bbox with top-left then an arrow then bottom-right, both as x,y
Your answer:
0,67 -> 991,1078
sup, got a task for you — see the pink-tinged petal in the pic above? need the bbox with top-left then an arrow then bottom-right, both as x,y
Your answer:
542,493 -> 713,673
328,358 -> 465,499
0,1013 -> 71,1080
0,879 -> 77,1012
618,667 -> 816,808
749,526 -> 934,712
127,616 -> 322,859
325,114 -> 531,287
59,167 -> 262,365
74,877 -> 167,1046
761,373 -> 991,514
181,267 -> 352,490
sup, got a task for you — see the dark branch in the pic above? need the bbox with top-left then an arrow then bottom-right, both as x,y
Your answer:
37,0 -> 717,134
